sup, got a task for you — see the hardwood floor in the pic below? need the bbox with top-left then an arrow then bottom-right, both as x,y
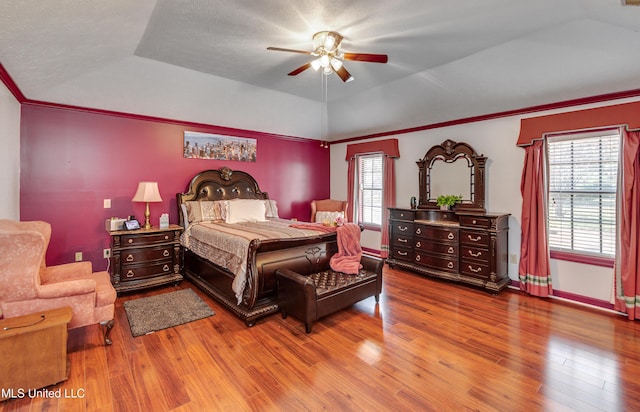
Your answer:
2,265 -> 640,411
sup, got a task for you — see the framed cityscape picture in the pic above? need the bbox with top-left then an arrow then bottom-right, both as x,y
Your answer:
183,131 -> 256,162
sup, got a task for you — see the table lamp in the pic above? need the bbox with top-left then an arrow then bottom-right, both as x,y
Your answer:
132,182 -> 163,230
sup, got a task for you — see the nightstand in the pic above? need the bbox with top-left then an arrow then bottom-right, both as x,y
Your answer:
109,224 -> 183,293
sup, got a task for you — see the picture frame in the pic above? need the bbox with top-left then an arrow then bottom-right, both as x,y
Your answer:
183,131 -> 257,162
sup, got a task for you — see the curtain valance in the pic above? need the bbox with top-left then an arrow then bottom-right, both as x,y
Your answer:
517,100 -> 640,146
345,138 -> 400,160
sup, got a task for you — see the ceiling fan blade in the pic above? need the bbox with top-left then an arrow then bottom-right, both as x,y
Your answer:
342,52 -> 388,63
334,66 -> 354,83
267,47 -> 313,55
288,63 -> 312,76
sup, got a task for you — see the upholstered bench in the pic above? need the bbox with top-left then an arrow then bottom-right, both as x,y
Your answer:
275,255 -> 383,333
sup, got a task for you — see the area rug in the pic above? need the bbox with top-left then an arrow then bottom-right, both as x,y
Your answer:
124,289 -> 215,337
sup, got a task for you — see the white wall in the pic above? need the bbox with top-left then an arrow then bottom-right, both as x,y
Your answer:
0,81 -> 20,219
330,97 -> 640,302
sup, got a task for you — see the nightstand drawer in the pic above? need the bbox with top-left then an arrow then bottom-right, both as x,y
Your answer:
121,231 -> 175,247
121,261 -> 174,281
121,246 -> 175,265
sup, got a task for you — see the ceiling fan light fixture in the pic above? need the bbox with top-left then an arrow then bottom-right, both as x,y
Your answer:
311,58 -> 322,71
312,31 -> 343,53
330,58 -> 343,71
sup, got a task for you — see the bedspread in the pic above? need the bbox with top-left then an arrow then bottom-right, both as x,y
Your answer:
181,219 -> 326,304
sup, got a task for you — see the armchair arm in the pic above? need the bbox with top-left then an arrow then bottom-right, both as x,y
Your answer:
42,261 -> 93,283
37,279 -> 96,299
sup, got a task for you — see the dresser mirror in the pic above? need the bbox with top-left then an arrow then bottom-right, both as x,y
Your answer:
417,139 -> 486,213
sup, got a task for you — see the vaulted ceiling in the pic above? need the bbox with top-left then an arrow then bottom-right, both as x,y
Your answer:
1,0 -> 639,140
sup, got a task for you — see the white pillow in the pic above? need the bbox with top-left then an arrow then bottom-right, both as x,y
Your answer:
264,199 -> 279,218
225,199 -> 267,224
315,211 -> 344,224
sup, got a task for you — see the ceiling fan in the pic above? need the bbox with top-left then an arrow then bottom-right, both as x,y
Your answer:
267,31 -> 388,83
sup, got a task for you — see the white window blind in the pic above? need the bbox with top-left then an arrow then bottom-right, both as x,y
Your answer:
547,132 -> 620,257
357,154 -> 383,227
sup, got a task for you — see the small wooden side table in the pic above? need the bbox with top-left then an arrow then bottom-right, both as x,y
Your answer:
109,224 -> 183,293
0,306 -> 73,399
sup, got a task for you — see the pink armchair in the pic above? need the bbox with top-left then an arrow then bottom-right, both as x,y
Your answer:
310,199 -> 348,223
0,220 -> 116,345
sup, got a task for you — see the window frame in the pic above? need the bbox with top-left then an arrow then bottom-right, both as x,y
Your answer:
355,153 -> 384,231
545,128 -> 620,268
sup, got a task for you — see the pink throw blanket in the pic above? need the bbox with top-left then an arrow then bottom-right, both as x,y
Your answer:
289,222 -> 362,274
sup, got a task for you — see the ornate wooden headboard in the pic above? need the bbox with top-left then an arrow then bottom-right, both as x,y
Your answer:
176,167 -> 269,226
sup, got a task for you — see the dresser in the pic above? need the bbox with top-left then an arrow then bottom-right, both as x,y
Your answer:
387,208 -> 510,293
109,225 -> 183,293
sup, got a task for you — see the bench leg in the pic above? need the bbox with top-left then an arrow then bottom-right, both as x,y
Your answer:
305,322 -> 312,334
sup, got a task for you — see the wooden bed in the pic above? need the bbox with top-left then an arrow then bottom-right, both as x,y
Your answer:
177,167 -> 338,326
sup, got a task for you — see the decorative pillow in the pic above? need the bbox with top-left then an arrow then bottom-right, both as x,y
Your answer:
185,200 -> 226,223
264,199 -> 279,218
225,199 -> 267,224
315,211 -> 345,224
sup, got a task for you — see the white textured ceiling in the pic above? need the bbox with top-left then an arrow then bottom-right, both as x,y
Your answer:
1,0 -> 640,140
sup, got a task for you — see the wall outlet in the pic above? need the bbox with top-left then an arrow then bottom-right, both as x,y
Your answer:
103,248 -> 111,259
103,198 -> 111,208
509,254 -> 518,264
75,252 -> 83,262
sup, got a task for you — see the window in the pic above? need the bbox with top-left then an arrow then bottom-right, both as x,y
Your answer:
547,131 -> 620,260
356,153 -> 383,228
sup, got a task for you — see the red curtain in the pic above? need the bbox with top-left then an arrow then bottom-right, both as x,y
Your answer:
519,140 -> 552,296
347,158 -> 356,222
380,155 -> 396,258
345,139 -> 399,257
615,129 -> 640,319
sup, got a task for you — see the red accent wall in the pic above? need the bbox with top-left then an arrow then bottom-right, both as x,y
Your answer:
20,104 -> 330,270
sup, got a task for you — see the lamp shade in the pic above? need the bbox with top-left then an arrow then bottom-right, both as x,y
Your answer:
132,182 -> 162,203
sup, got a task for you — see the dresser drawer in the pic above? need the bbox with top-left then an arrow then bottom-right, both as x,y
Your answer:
414,252 -> 458,273
415,239 -> 458,257
415,225 -> 458,242
459,215 -> 491,229
391,248 -> 413,262
392,233 -> 412,248
121,261 -> 174,281
460,261 -> 490,279
392,222 -> 414,235
390,209 -> 415,221
120,246 -> 175,266
120,231 -> 176,247
460,230 -> 490,247
461,245 -> 490,263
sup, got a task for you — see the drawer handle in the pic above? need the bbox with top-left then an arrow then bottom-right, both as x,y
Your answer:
125,254 -> 134,262
398,251 -> 408,256
163,249 -> 170,257
125,270 -> 134,278
472,219 -> 477,224
468,250 -> 482,257
447,246 -> 454,254
128,239 -> 133,244
399,238 -> 408,243
416,228 -> 422,235
447,233 -> 454,240
163,264 -> 170,272
164,235 -> 169,240
415,255 -> 421,262
447,261 -> 454,269
467,235 -> 482,242
469,265 -> 482,273
399,226 -> 408,232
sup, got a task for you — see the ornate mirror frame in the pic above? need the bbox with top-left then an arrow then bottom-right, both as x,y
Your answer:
417,139 -> 487,213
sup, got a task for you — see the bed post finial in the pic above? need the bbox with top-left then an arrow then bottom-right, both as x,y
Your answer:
219,167 -> 233,181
